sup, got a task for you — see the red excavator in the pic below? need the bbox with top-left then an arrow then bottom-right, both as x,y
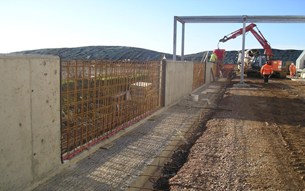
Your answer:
218,23 -> 286,78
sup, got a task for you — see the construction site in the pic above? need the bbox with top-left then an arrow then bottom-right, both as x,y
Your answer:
1,15 -> 305,191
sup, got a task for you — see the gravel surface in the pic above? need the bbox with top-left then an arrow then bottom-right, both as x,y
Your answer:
156,77 -> 305,191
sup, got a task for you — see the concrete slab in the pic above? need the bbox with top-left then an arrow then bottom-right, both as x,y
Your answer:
233,82 -> 251,88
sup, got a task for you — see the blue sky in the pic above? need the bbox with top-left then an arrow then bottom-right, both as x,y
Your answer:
1,0 -> 305,54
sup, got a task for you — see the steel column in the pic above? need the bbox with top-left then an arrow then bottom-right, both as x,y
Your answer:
173,17 -> 177,61
181,22 -> 185,61
240,17 -> 246,84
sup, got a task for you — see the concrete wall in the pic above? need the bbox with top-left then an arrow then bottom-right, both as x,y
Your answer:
0,54 -> 61,191
164,60 -> 193,106
205,62 -> 216,84
0,56 -> 215,190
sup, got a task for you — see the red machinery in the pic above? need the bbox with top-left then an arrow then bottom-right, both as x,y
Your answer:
219,23 -> 286,78
219,23 -> 273,60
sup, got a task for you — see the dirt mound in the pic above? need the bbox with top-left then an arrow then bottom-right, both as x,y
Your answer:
13,46 -> 302,64
13,46 -> 174,61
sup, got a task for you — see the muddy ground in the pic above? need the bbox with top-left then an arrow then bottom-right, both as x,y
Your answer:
154,77 -> 305,190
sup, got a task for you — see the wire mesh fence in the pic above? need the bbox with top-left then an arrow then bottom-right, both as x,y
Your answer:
61,60 -> 161,160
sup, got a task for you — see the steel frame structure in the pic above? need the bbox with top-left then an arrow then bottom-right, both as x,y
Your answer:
173,15 -> 305,84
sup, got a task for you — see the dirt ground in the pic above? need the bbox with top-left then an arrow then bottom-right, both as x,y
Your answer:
155,77 -> 305,190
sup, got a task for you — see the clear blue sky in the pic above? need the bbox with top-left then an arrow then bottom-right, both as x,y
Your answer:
1,0 -> 305,54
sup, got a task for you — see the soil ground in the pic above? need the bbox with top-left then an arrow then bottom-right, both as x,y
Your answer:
155,76 -> 305,191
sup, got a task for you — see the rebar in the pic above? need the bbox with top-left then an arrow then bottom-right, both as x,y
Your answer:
61,60 -> 161,159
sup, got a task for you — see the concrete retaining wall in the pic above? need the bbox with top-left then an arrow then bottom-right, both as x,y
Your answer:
0,56 -> 215,190
164,60 -> 193,106
0,55 -> 61,191
205,62 -> 215,84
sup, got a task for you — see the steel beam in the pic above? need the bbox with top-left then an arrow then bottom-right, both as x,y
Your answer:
173,15 -> 305,61
176,15 -> 305,24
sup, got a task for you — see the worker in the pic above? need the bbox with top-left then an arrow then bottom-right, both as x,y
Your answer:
260,61 -> 273,84
209,52 -> 217,63
289,63 -> 296,78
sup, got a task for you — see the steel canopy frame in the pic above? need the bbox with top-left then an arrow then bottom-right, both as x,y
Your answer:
173,15 -> 305,84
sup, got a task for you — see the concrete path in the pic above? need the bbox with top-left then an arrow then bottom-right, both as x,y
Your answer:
33,80 -> 228,191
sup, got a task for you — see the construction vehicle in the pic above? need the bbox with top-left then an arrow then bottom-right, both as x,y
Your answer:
236,49 -> 259,73
218,23 -> 286,78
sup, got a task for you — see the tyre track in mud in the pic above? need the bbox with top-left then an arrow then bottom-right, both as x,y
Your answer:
266,79 -> 305,181
159,78 -> 305,190
275,81 -> 305,181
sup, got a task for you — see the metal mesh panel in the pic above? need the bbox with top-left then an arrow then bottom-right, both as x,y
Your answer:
61,60 -> 161,160
192,62 -> 205,90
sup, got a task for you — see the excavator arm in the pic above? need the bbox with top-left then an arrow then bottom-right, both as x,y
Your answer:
219,23 -> 257,43
219,23 -> 273,60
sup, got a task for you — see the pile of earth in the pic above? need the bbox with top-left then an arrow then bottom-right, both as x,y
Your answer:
13,46 -> 302,65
